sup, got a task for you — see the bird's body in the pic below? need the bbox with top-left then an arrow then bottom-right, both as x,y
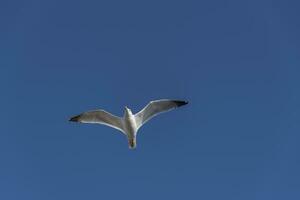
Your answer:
123,107 -> 138,148
69,99 -> 188,149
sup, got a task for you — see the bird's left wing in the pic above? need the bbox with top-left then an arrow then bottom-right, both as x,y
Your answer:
69,110 -> 125,134
134,99 -> 188,129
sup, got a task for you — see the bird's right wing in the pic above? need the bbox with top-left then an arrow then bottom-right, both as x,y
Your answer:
134,99 -> 188,129
69,110 -> 125,134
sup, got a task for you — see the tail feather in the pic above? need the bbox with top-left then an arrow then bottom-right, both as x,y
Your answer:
128,138 -> 136,149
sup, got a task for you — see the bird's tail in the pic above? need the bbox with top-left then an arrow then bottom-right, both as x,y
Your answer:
128,138 -> 136,149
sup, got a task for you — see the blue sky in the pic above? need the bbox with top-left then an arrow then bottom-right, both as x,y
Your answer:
1,0 -> 300,199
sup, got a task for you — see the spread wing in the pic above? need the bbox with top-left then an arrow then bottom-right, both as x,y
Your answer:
134,99 -> 188,129
69,110 -> 125,134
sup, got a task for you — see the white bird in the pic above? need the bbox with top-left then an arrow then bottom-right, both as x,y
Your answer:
69,99 -> 188,149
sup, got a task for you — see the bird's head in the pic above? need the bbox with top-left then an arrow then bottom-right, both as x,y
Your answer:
124,106 -> 132,116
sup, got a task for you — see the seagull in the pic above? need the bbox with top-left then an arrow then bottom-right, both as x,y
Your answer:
69,99 -> 188,149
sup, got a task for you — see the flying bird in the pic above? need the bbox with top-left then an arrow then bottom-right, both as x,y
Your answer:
69,99 -> 188,149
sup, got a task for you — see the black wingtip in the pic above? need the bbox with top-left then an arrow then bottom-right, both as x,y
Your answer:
69,115 -> 80,122
174,100 -> 189,107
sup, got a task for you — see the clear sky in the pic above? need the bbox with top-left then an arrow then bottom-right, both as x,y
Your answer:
1,0 -> 299,199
